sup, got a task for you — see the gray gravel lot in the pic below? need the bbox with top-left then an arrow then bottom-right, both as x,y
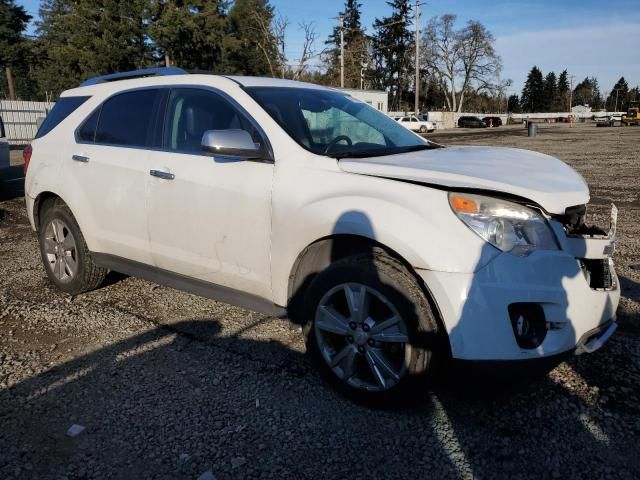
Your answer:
1,123 -> 639,479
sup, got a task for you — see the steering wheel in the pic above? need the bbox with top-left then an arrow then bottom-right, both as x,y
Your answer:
324,135 -> 353,154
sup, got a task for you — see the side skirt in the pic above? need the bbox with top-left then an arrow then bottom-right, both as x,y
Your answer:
92,253 -> 287,317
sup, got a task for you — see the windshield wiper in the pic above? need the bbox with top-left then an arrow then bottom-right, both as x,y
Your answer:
332,143 -> 439,160
331,149 -> 392,159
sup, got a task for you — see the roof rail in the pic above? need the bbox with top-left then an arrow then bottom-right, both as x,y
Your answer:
80,67 -> 187,87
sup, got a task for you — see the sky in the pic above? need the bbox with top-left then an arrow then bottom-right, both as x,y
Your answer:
18,0 -> 640,96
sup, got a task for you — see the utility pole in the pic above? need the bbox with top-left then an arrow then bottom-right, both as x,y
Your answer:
339,15 -> 345,88
414,1 -> 422,115
614,88 -> 621,112
568,75 -> 575,112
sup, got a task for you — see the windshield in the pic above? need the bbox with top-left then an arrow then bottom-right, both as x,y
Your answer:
246,87 -> 436,158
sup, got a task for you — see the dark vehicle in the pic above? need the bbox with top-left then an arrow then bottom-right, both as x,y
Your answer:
482,116 -> 502,127
1,115 -> 9,169
457,116 -> 486,128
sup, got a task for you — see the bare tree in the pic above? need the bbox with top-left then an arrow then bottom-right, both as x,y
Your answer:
250,11 -> 318,80
291,22 -> 318,80
422,15 -> 502,112
250,11 -> 287,78
272,15 -> 289,78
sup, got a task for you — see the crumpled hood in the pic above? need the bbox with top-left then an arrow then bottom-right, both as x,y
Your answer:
338,146 -> 589,214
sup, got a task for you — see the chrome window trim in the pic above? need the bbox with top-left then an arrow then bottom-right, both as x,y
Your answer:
73,84 -> 275,163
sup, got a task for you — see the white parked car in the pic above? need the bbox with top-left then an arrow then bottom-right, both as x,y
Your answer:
0,115 -> 9,169
24,69 -> 619,403
396,115 -> 435,133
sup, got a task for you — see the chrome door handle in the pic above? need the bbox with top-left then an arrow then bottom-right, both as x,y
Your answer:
72,154 -> 89,163
150,169 -> 175,180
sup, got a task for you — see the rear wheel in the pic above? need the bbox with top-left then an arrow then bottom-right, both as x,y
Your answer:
302,249 -> 445,404
419,125 -> 427,133
39,201 -> 107,294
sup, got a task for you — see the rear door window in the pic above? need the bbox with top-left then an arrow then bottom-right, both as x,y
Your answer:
95,89 -> 162,148
35,96 -> 90,139
77,108 -> 101,143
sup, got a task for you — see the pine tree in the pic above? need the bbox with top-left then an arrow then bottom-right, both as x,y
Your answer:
520,66 -> 544,112
148,0 -> 228,71
323,0 -> 367,88
507,94 -> 521,113
0,0 -> 31,99
225,0 -> 278,76
542,72 -> 558,112
35,0 -> 152,98
572,77 -> 602,109
371,0 -> 414,110
606,77 -> 629,111
557,69 -> 570,111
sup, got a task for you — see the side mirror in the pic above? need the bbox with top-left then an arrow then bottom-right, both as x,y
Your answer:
201,129 -> 264,159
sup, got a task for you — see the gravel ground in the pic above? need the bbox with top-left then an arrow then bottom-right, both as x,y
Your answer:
1,123 -> 639,479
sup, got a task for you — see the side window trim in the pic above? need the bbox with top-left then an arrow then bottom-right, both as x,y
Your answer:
74,84 -> 273,162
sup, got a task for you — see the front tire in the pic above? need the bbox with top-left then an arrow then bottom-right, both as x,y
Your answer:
419,125 -> 427,133
302,249 -> 445,404
38,201 -> 107,295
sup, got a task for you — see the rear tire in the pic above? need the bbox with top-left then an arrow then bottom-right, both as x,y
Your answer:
419,125 -> 427,133
301,248 -> 445,405
38,200 -> 107,295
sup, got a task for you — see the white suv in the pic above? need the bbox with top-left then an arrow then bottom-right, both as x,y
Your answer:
396,115 -> 435,133
25,68 -> 619,403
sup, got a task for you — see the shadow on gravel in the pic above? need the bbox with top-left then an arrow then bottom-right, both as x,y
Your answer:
2,317 -> 638,479
620,275 -> 640,303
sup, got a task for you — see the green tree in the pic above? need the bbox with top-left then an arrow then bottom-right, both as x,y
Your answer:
35,0 -> 151,98
148,0 -> 227,71
542,71 -> 558,112
520,66 -> 544,112
371,0 -> 414,110
224,0 -> 278,76
572,77 -> 602,109
323,0 -> 367,88
507,94 -> 521,113
0,0 -> 31,99
557,69 -> 570,111
605,77 -> 629,111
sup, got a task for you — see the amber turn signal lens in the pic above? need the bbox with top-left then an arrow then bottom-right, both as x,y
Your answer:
450,195 -> 478,213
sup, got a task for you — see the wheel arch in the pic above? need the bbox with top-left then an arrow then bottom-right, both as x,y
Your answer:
286,234 -> 450,354
33,191 -> 65,231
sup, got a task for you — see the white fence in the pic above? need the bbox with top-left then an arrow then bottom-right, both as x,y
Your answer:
0,100 -> 54,146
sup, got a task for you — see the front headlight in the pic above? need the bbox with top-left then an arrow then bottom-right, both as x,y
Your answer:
449,193 -> 559,256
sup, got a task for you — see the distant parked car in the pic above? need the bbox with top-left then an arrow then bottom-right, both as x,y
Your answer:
396,115 -> 435,133
457,116 -> 485,128
595,116 -> 615,127
0,115 -> 9,169
482,116 -> 502,127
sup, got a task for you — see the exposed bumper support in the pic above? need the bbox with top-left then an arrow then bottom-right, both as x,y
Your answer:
575,320 -> 617,355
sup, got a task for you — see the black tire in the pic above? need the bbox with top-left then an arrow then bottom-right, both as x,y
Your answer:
419,125 -> 427,133
38,200 -> 107,295
301,248 -> 446,405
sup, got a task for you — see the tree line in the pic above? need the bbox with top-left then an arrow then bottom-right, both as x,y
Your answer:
508,66 -> 640,113
0,0 -> 507,113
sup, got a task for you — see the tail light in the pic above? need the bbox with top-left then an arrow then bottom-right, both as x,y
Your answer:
23,145 -> 32,174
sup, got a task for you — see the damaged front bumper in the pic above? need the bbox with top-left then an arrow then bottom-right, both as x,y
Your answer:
418,203 -> 620,362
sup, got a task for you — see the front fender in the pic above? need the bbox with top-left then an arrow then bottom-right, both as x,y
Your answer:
270,165 -> 498,306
